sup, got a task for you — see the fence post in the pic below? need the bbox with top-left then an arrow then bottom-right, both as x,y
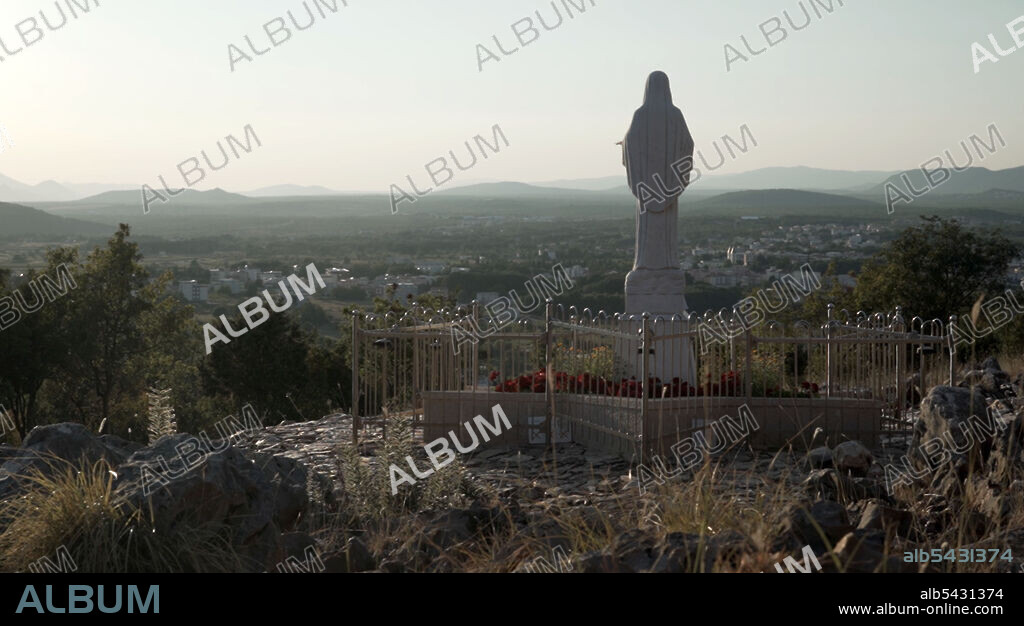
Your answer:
472,300 -> 480,391
640,312 -> 650,461
351,311 -> 360,446
744,326 -> 753,402
545,300 -> 555,458
826,304 -> 834,399
413,320 -> 420,418
894,306 -> 905,423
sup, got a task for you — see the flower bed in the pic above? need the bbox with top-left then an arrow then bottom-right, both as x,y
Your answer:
488,370 -> 822,399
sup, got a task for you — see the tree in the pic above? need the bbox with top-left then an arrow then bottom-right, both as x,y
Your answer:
792,261 -> 856,323
853,217 -> 1019,323
44,225 -> 197,436
0,247 -> 81,438
200,311 -> 313,422
63,225 -> 152,430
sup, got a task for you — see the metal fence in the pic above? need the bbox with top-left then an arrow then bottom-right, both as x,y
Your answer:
350,302 -> 954,460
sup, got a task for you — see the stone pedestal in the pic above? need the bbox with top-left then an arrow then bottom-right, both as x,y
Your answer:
616,267 -> 697,386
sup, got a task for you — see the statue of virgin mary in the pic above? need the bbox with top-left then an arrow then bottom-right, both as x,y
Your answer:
622,71 -> 694,271
618,71 -> 696,386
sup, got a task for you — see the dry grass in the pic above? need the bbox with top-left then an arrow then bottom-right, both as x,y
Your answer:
3,424 -> 1022,573
0,455 -> 244,573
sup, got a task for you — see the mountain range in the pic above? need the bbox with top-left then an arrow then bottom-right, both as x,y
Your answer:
0,202 -> 112,236
869,166 -> 1024,196
1,164 -> 1021,235
77,188 -> 251,205
3,165 -> 1023,203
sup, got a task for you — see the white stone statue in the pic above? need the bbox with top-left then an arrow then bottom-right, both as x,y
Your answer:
623,70 -> 694,272
618,71 -> 696,385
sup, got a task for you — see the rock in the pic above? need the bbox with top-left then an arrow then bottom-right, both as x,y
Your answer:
325,537 -> 376,573
421,510 -> 475,551
0,423 -> 132,501
802,469 -> 882,503
649,532 -> 704,573
610,528 -> 658,573
97,434 -> 144,461
0,444 -> 17,466
986,413 -> 1024,483
981,357 -> 1003,374
114,434 -> 309,572
914,386 -> 993,471
965,475 -> 1011,523
824,530 -> 913,573
378,559 -> 406,573
398,504 -> 507,568
275,532 -> 320,572
576,550 -> 616,573
21,423 -> 129,464
921,386 -> 988,431
834,441 -> 873,475
248,451 -> 311,531
856,500 -> 912,536
917,485 -> 990,539
804,447 -> 833,470
779,500 -> 853,552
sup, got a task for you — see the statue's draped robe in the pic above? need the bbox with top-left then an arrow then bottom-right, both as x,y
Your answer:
622,72 -> 694,271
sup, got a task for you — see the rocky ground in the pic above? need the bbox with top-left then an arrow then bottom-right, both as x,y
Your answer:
2,357 -> 1023,573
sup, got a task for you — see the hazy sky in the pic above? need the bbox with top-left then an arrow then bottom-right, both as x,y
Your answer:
1,0 -> 1022,192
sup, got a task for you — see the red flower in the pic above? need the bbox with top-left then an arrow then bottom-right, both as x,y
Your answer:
489,370 -> 500,382
720,371 -> 741,396
496,378 -> 519,393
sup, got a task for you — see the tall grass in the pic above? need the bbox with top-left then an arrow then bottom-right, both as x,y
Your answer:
0,456 -> 243,573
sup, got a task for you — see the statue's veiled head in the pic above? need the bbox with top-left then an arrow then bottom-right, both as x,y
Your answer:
642,71 -> 673,107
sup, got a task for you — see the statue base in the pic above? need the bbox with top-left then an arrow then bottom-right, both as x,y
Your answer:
617,268 -> 696,386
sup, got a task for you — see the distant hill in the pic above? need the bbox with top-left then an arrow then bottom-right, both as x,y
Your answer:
0,172 -> 76,202
244,184 -> 342,197
0,172 -> 141,201
870,166 -> 1024,196
683,189 -> 882,217
700,166 -> 896,191
534,167 -> 897,193
530,176 -> 625,191
0,202 -> 112,237
440,181 -> 617,197
900,188 -> 1024,211
77,187 -> 252,205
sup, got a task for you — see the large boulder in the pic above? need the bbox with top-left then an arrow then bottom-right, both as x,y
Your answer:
778,500 -> 853,552
114,434 -> 312,572
0,423 -> 135,501
913,386 -> 997,474
834,441 -> 873,476
804,446 -> 833,470
918,386 -> 989,439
